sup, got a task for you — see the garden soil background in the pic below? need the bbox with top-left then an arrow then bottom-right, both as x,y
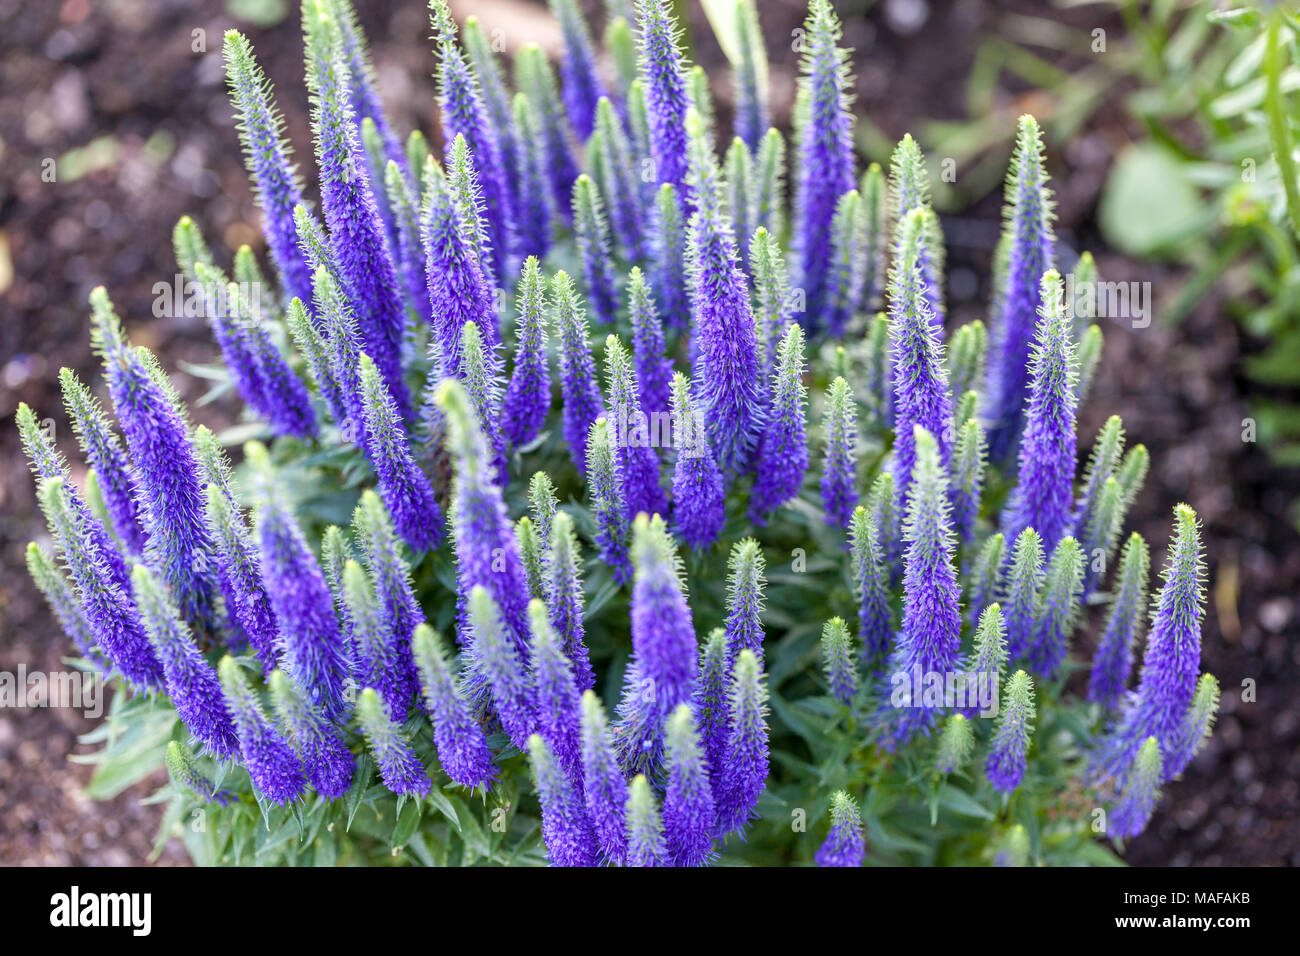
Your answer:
1,0 -> 1296,865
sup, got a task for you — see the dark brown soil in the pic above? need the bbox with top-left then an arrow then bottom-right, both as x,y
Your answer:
1,0 -> 1295,866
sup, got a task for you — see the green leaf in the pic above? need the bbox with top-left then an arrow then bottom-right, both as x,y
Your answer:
1099,143 -> 1205,257
391,799 -> 422,850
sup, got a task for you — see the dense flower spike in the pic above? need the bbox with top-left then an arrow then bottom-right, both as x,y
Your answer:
868,469 -> 902,572
463,15 -> 520,238
986,115 -> 1056,460
687,110 -> 765,475
1166,673 -> 1220,780
358,354 -> 444,551
749,227 -> 792,377
964,602 -> 1007,719
732,0 -> 769,152
652,182 -> 691,331
411,624 -> 497,789
529,733 -> 599,866
383,160 -> 431,324
302,0 -> 408,413
716,649 -> 768,836
884,427 -> 962,746
342,559 -> 407,723
605,334 -> 669,517
820,376 -> 859,529
934,713 -> 975,776
849,506 -> 893,660
750,323 -> 808,523
694,628 -> 730,799
822,617 -> 857,705
553,271 -> 606,475
268,669 -> 355,799
586,418 -> 632,583
514,43 -> 579,220
529,600 -> 583,784
1002,271 -> 1078,553
724,539 -> 766,664
510,93 -> 553,258
580,690 -> 628,862
793,0 -> 856,325
1089,533 -> 1150,708
131,565 -> 237,759
1002,528 -> 1045,664
824,189 -> 868,336
669,372 -> 725,549
356,687 -> 431,796
546,511 -> 596,692
950,416 -> 986,542
430,0 -> 513,281
968,538 -> 1002,633
625,774 -> 668,866
1097,505 -> 1205,782
165,740 -> 230,806
888,136 -> 945,327
218,656 -> 305,804
662,704 -> 715,865
502,260 -> 551,450
948,321 -> 987,405
890,209 -> 955,508
1110,736 -> 1162,840
724,138 -> 753,262
1027,536 -> 1084,680
26,543 -> 100,663
457,322 -> 507,482
815,791 -> 865,867
627,267 -> 672,419
593,97 -> 645,257
518,517 -> 544,600
249,444 -> 351,722
90,293 -> 222,636
223,31 -> 313,306
328,0 -> 406,175
1074,415 -> 1125,546
987,669 -> 1035,793
571,174 -> 619,326
466,585 -> 535,749
1075,323 -> 1104,405
634,0 -> 691,195
550,0 -> 608,140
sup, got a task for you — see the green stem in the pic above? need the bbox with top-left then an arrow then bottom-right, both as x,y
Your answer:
1265,12 -> 1300,238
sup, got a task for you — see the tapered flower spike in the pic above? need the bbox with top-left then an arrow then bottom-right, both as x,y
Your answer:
546,511 -> 596,692
172,213 -> 213,281
605,333 -> 668,518
1081,477 -> 1131,598
501,258 -> 551,450
820,376 -> 859,529
1117,443 -> 1150,505
821,617 -> 857,706
223,31 -> 313,306
407,129 -> 431,174
947,321 -> 987,405
651,182 -> 690,330
224,273 -> 317,439
986,669 -> 1035,793
792,0 -> 856,326
218,656 -> 305,805
356,687 -> 431,797
165,740 -> 231,805
693,628 -> 730,799
1028,536 -> 1084,680
724,138 -> 753,263
716,648 -> 768,836
529,472 -> 559,554
90,289 -> 220,633
888,136 -> 946,328
633,0 -> 691,195
341,558 -> 408,723
528,733 -> 600,866
964,534 -> 1005,633
849,506 -> 893,661
860,163 -> 889,312
514,43 -> 579,221
1089,533 -> 1150,708
26,542 -> 100,663
358,353 -> 444,551
308,263 -> 369,450
286,295 -> 349,428
732,0 -> 769,153
466,585 -> 535,750
553,271 -> 606,476
593,97 -> 645,258
445,136 -> 498,306
605,13 -> 637,95
510,92 -> 553,259
1002,270 -> 1078,554
950,416 -> 986,543
824,189 -> 869,336
625,79 -> 655,206
327,0 -> 406,175
131,564 -> 238,759
436,379 -> 533,656
586,418 -> 632,583
302,0 -> 408,414
1068,249 -> 1098,335
1075,324 -> 1104,405
625,773 -> 668,866
292,203 -> 338,277
815,791 -> 864,867
383,159 -> 432,324
549,0 -> 608,141
662,704 -> 716,866
753,126 -> 787,244
1096,505 -> 1205,783
457,321 -> 507,483
429,0 -> 513,280
627,267 -> 672,420
862,311 -> 893,428
964,602 -> 1007,719
517,517 -> 544,600
191,262 -> 272,427
37,480 -> 162,689
529,599 -> 583,785
421,155 -> 499,380
267,668 -> 355,799
687,109 -> 766,476
934,713 -> 975,776
248,444 -> 351,723
1167,672 -> 1220,780
749,323 -> 809,525
570,175 -> 619,326
883,427 -> 962,747
463,14 -> 520,236
1110,736 -> 1162,840
749,227 -> 792,378
411,624 -> 497,789
578,690 -> 628,863
669,372 -> 726,549
724,539 -> 766,664
890,209 -> 955,510
59,368 -> 145,556
1002,528 -> 1044,664
986,114 -> 1057,461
